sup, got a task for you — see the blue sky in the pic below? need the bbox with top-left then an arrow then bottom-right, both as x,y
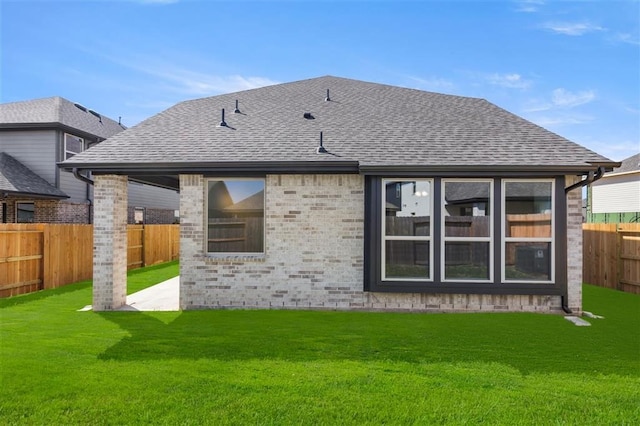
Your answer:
2,0 -> 638,162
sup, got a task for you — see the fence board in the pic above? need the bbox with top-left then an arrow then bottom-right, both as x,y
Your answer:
583,223 -> 640,294
43,224 -> 93,289
0,224 -> 180,298
0,224 -> 44,297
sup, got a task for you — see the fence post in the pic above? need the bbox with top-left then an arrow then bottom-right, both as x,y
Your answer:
616,227 -> 623,291
41,224 -> 48,291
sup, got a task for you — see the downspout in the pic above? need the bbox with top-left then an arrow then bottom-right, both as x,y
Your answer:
561,166 -> 606,313
73,169 -> 94,224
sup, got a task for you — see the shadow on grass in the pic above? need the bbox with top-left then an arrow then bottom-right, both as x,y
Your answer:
0,280 -> 91,309
97,305 -> 640,377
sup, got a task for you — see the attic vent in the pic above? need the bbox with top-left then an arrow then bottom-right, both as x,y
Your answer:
89,109 -> 102,123
74,103 -> 87,112
303,112 -> 315,119
316,131 -> 327,154
233,100 -> 240,114
325,89 -> 331,102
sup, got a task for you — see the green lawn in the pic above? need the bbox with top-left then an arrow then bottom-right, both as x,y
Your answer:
1,262 -> 639,425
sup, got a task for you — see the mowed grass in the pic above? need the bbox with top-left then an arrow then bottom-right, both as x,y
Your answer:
1,261 -> 638,425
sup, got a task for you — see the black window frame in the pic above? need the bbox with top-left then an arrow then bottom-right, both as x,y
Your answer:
364,175 -> 567,295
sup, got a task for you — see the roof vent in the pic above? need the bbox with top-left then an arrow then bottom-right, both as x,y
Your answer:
316,131 -> 327,154
218,108 -> 227,127
303,112 -> 315,119
325,89 -> 331,102
74,103 -> 87,112
233,99 -> 240,114
89,109 -> 102,123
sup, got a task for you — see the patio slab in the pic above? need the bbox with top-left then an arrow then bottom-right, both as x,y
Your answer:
79,276 -> 180,312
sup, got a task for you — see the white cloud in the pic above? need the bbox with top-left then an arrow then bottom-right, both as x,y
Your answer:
486,73 -> 532,89
407,76 -> 455,92
551,88 -> 596,108
541,21 -> 604,36
613,32 -> 640,46
524,88 -> 596,113
514,0 -> 545,13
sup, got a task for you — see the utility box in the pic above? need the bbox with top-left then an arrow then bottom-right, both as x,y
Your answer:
515,245 -> 549,275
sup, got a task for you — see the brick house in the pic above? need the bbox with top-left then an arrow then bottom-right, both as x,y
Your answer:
0,97 -> 179,223
60,76 -> 618,312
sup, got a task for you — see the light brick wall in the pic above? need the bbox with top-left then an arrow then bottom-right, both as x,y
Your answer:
566,175 -> 584,313
92,175 -> 128,311
179,174 -> 567,313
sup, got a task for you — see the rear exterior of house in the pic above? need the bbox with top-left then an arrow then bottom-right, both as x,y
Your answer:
587,153 -> 640,223
0,97 -> 179,223
61,76 -> 618,313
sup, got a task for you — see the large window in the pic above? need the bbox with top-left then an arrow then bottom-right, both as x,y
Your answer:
442,180 -> 492,281
16,202 -> 35,223
382,179 -> 433,280
502,180 -> 554,282
365,177 -> 562,294
206,178 -> 265,254
64,133 -> 85,159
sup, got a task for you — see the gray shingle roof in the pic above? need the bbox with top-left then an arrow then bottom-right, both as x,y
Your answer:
0,153 -> 68,198
0,96 -> 125,139
609,153 -> 639,175
60,76 -> 616,173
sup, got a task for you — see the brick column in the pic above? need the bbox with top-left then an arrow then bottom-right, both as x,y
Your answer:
566,175 -> 583,313
179,174 -> 204,309
93,175 -> 128,311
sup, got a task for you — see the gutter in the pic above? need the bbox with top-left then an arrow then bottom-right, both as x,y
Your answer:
561,166 -> 606,314
564,166 -> 605,193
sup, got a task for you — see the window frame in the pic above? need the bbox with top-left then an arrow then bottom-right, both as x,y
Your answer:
64,133 -> 85,160
16,201 -> 35,223
441,179 -> 494,283
501,178 -> 555,283
381,178 -> 434,282
204,177 -> 266,257
364,175 -> 566,295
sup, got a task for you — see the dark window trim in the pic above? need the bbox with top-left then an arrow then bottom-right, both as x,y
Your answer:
365,175 -> 567,295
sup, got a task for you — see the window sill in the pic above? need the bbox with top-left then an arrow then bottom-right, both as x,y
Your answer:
205,253 -> 266,262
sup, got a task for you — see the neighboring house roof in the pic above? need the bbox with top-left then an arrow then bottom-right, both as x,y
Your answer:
225,190 -> 264,213
606,153 -> 639,176
0,152 -> 68,199
0,96 -> 125,140
60,76 -> 617,177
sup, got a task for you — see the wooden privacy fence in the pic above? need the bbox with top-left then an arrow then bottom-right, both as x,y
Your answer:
0,224 -> 179,298
583,223 -> 640,294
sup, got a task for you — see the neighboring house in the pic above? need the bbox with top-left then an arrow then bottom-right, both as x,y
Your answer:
0,97 -> 179,223
587,153 -> 640,223
61,76 -> 618,313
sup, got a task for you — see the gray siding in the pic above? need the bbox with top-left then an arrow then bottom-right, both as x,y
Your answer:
0,130 -> 57,185
59,170 -> 89,203
128,182 -> 179,210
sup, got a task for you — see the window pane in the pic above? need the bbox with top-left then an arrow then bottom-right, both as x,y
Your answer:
505,242 -> 551,281
444,181 -> 490,237
65,134 -> 83,154
385,240 -> 430,279
17,203 -> 35,223
385,180 -> 431,236
207,179 -> 264,253
444,242 -> 490,280
504,182 -> 552,238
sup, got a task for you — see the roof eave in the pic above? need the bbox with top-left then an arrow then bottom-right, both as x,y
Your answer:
1,190 -> 69,200
59,160 -> 362,175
